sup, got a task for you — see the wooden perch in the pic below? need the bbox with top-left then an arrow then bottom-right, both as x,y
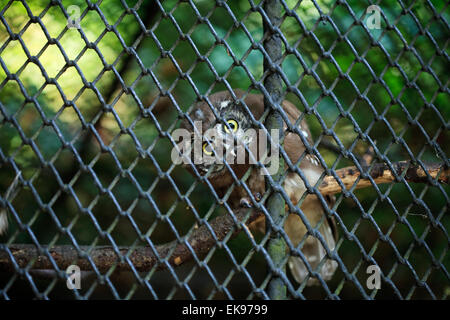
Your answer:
0,208 -> 262,273
0,160 -> 448,273
320,160 -> 449,195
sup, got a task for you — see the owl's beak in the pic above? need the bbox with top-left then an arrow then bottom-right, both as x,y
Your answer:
204,126 -> 252,166
222,141 -> 236,157
221,129 -> 252,164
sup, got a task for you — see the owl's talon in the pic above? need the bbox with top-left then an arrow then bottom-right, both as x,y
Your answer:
240,198 -> 252,208
254,192 -> 261,201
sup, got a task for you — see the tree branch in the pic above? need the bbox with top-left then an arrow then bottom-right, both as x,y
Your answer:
320,160 -> 449,195
0,161 -> 447,272
0,208 -> 261,273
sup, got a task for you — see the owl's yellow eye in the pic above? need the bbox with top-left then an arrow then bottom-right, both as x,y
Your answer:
224,119 -> 238,133
202,142 -> 213,156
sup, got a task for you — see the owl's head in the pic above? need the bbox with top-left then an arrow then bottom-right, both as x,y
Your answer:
179,90 -> 262,177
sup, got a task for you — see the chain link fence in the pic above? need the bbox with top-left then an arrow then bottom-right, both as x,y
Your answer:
0,0 -> 448,300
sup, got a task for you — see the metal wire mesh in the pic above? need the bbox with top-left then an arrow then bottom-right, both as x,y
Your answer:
0,0 -> 448,299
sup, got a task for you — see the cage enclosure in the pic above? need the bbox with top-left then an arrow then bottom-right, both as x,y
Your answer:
0,0 -> 448,300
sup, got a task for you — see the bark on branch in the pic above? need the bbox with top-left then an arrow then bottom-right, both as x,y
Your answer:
320,160 -> 449,195
0,161 -> 447,273
0,208 -> 261,273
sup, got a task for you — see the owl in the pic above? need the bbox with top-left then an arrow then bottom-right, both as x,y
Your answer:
178,89 -> 338,285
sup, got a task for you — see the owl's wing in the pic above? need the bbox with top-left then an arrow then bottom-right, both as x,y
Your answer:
280,100 -> 338,285
284,194 -> 338,286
